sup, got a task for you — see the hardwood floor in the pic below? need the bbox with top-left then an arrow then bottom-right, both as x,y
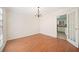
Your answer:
3,33 -> 79,52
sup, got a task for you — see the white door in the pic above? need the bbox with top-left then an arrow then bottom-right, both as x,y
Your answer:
67,8 -> 78,48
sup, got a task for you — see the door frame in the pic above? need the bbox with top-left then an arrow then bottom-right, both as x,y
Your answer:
56,12 -> 67,40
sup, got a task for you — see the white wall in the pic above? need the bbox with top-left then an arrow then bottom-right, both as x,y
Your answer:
40,13 -> 57,37
6,7 -> 39,39
40,8 -> 68,37
5,7 -> 72,40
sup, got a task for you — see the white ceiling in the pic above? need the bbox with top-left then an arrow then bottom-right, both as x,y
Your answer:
5,7 -> 73,16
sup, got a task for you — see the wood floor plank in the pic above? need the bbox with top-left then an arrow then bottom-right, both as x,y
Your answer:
3,33 -> 79,52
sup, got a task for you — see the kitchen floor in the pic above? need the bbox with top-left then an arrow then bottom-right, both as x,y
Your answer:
57,32 -> 67,40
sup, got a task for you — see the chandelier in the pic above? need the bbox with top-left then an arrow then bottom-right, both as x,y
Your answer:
35,7 -> 41,18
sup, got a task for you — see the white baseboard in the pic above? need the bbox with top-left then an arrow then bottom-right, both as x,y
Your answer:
7,33 -> 39,40
67,39 -> 78,48
39,33 -> 57,38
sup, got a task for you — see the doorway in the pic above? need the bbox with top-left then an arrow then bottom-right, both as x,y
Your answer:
57,14 -> 67,40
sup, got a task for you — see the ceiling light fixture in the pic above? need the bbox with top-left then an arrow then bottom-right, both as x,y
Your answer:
35,7 -> 41,18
